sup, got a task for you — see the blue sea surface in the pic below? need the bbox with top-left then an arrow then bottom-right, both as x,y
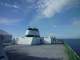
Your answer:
64,39 -> 80,56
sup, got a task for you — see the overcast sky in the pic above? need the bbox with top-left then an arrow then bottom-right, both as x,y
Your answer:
0,0 -> 80,38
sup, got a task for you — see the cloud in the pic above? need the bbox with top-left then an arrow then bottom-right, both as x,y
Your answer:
29,0 -> 71,26
0,18 -> 21,25
36,0 -> 71,17
5,3 -> 19,8
0,2 -> 19,9
72,17 -> 80,28
36,0 -> 80,18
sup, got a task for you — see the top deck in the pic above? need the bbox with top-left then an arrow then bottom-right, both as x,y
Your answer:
5,44 -> 69,60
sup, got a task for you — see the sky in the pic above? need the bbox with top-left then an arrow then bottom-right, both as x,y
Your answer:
0,0 -> 80,38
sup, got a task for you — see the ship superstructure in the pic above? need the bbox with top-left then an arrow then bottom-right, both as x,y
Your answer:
4,27 -> 80,60
16,27 -> 63,45
16,27 -> 41,45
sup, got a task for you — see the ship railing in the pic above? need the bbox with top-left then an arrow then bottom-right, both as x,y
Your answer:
64,43 -> 80,60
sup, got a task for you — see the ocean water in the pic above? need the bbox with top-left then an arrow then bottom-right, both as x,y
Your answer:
64,39 -> 80,56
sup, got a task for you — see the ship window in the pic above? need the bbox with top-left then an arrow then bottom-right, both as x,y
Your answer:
26,35 -> 40,37
28,28 -> 38,31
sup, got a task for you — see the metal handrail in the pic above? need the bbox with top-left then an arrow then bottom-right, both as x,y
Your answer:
64,43 -> 80,60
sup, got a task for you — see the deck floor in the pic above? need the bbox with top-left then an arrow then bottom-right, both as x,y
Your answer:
5,44 -> 69,60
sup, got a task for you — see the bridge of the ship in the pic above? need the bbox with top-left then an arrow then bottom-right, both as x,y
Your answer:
5,44 -> 69,60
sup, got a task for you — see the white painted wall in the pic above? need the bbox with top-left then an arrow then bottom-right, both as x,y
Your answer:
16,37 -> 33,45
43,37 -> 51,44
16,37 -> 41,45
32,37 -> 41,45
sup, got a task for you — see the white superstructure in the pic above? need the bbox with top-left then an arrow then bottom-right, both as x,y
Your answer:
17,37 -> 40,45
16,27 -> 63,45
43,37 -> 51,44
16,28 -> 41,45
25,28 -> 40,37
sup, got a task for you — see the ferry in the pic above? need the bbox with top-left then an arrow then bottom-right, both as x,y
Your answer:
0,28 -> 80,60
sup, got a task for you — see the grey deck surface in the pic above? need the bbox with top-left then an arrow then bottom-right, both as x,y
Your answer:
5,44 -> 69,60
